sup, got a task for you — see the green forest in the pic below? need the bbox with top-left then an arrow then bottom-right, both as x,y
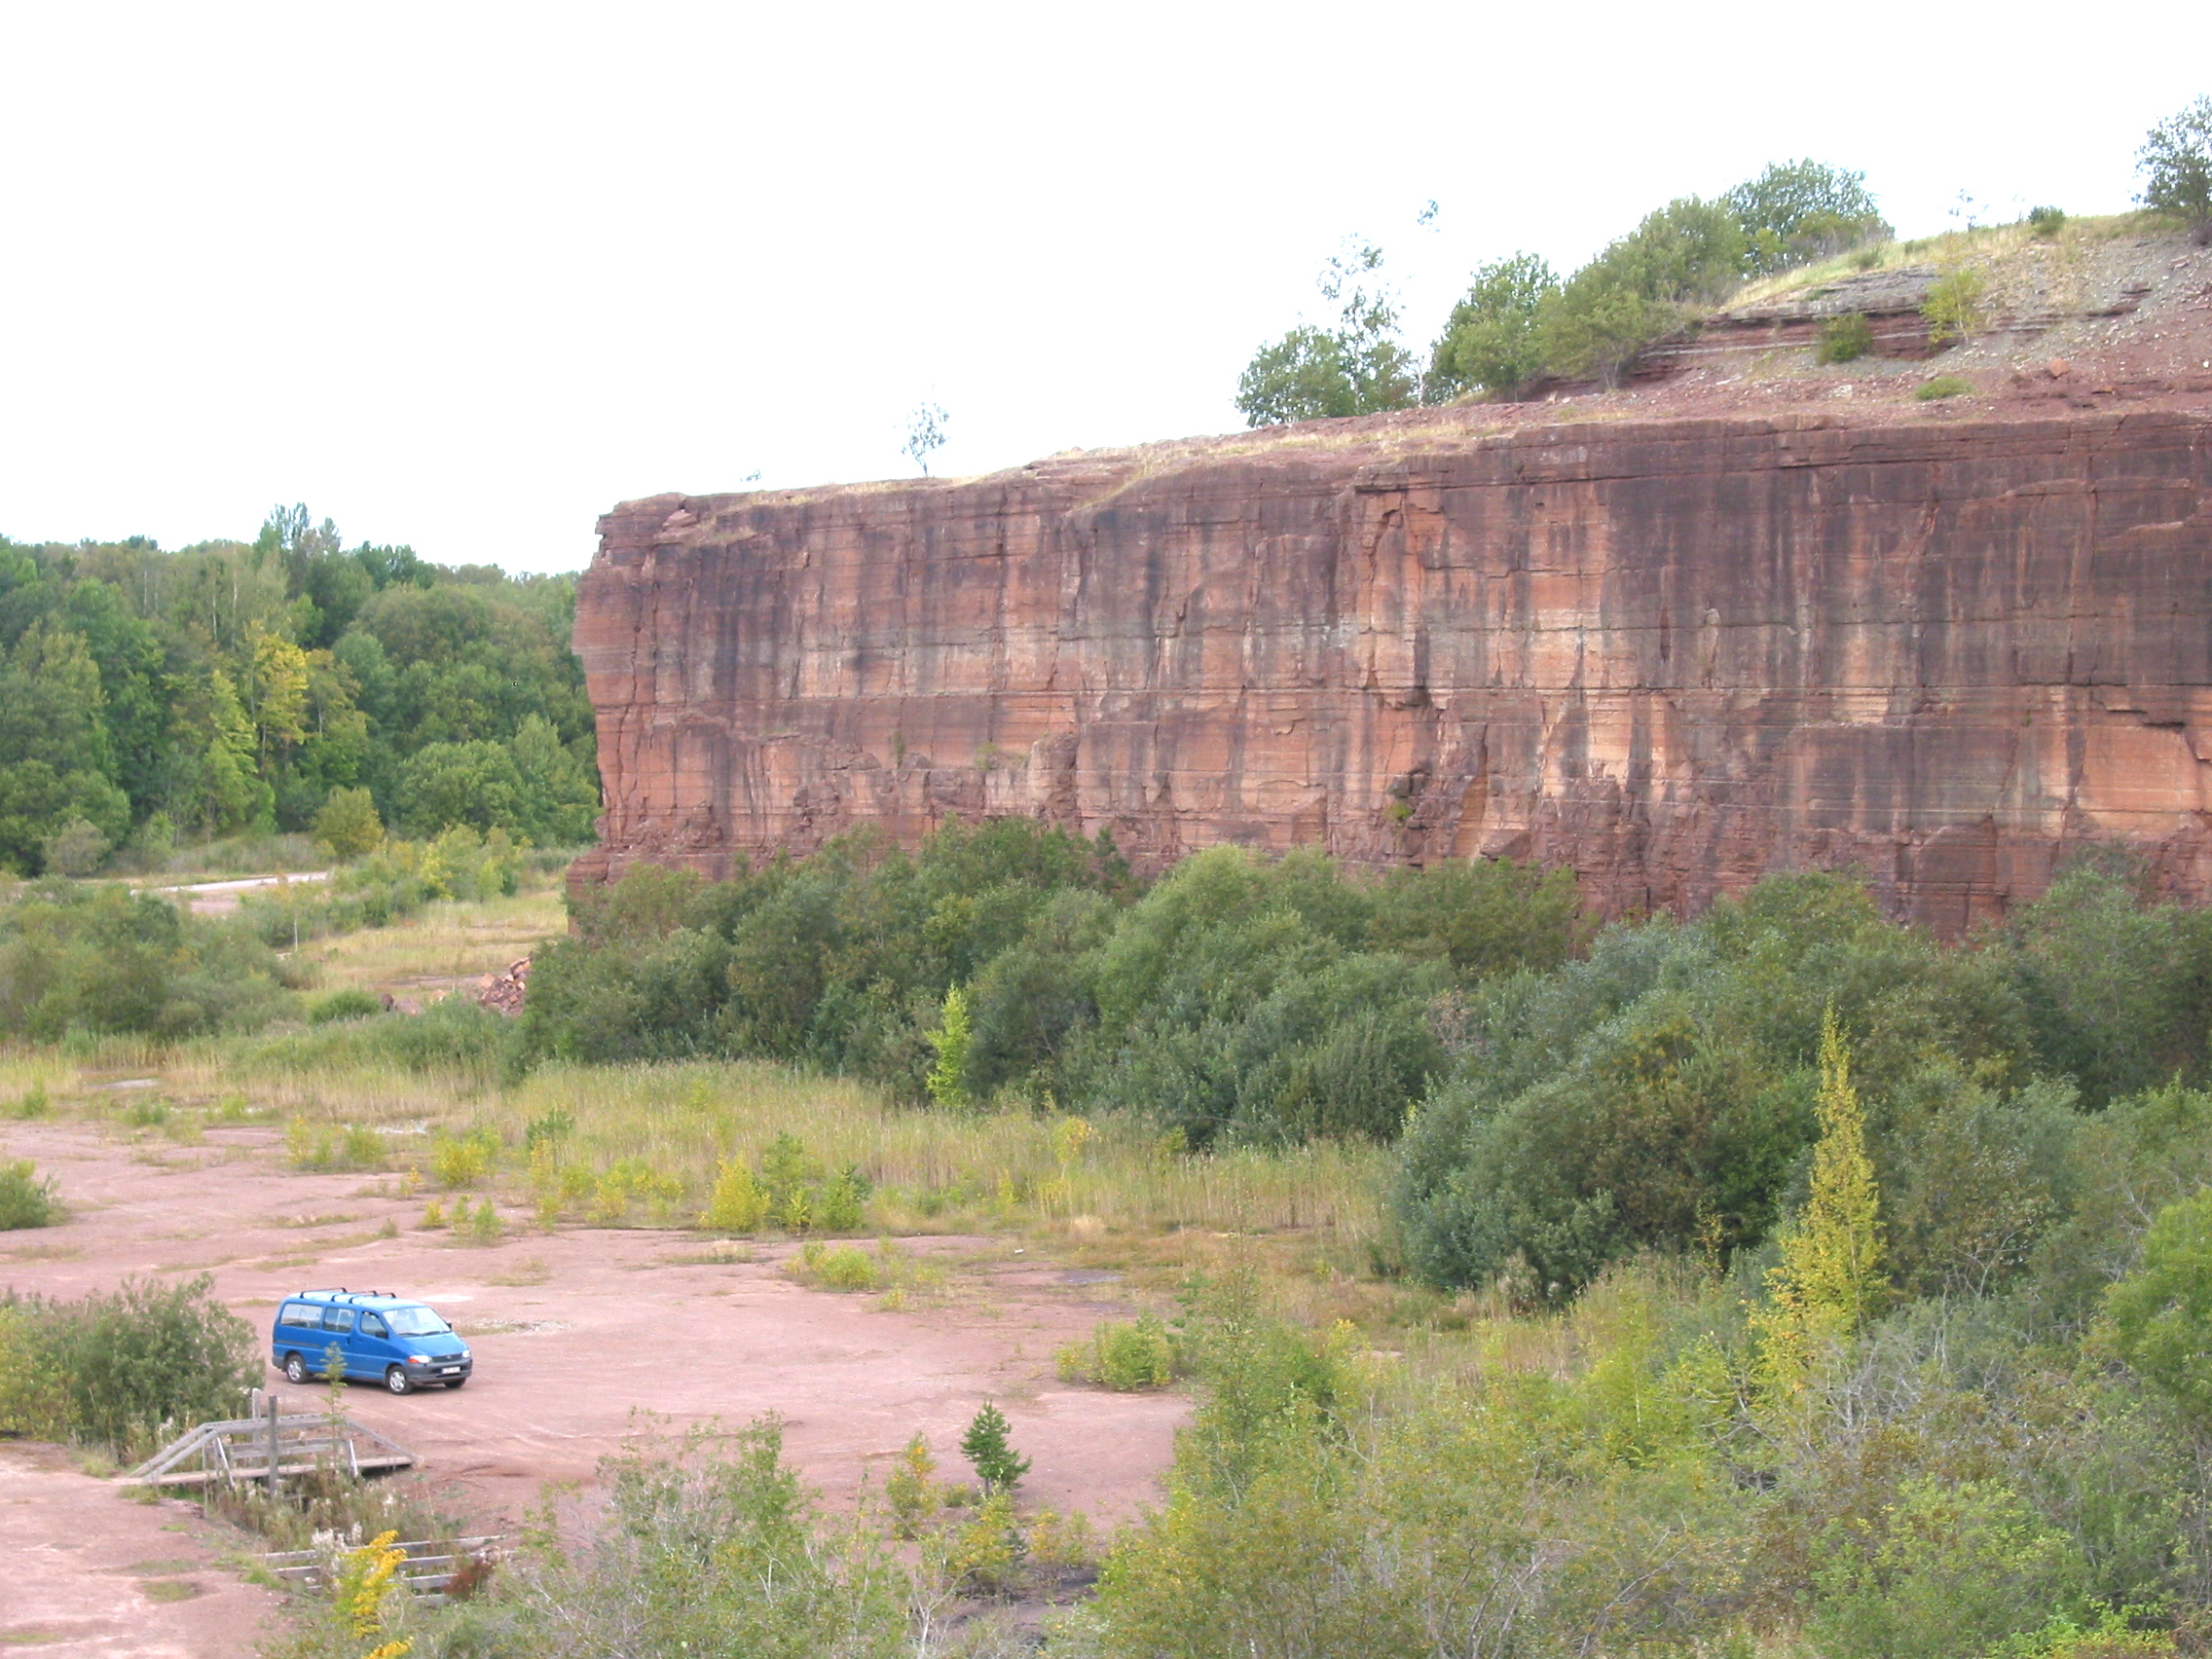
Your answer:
0,504 -> 598,876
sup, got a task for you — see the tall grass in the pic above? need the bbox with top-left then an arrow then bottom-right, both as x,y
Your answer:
154,1042 -> 1389,1268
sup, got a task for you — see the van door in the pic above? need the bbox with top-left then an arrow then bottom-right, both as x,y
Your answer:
318,1307 -> 357,1379
356,1310 -> 397,1375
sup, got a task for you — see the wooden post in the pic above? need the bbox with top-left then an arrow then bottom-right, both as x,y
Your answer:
267,1394 -> 281,1495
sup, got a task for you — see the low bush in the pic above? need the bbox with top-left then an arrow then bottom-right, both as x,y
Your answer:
1922,265 -> 1987,346
1817,312 -> 1873,363
699,1157 -> 770,1233
439,1419 -> 916,1657
0,1159 -> 56,1229
307,987 -> 384,1024
1058,1314 -> 1174,1390
0,1273 -> 257,1455
796,1242 -> 879,1292
2029,203 -> 2068,237
1916,374 -> 1975,400
431,1128 -> 498,1189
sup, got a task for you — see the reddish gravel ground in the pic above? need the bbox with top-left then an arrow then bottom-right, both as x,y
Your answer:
0,1119 -> 1188,1655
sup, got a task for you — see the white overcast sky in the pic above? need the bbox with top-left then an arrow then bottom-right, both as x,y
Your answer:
4,4 -> 2207,573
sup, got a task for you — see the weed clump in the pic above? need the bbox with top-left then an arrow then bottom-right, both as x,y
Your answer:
430,1128 -> 498,1189
805,1243 -> 879,1291
885,1433 -> 941,1538
1816,312 -> 1873,364
286,1117 -> 386,1171
699,1158 -> 769,1232
1915,374 -> 1974,401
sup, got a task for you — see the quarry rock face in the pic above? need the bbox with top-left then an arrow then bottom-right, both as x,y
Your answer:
573,410 -> 2212,934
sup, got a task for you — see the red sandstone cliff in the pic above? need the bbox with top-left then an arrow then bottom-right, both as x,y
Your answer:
573,406 -> 2212,934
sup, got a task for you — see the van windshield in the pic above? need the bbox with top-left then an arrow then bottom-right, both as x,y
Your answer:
384,1308 -> 451,1337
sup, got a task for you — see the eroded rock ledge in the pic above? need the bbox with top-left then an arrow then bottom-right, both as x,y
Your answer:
572,410 -> 2212,934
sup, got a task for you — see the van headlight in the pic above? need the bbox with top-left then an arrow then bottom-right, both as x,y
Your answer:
407,1354 -> 429,1364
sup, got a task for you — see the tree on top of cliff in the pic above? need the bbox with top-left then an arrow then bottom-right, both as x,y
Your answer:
1533,197 -> 1748,387
903,402 -> 949,477
1236,238 -> 1418,425
1723,159 -> 1890,275
1424,253 -> 1559,401
2139,94 -> 2212,242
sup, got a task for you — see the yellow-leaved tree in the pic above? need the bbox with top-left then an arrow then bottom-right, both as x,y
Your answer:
1753,1009 -> 1886,1395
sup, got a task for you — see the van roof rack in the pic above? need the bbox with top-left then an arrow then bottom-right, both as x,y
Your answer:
296,1288 -> 402,1303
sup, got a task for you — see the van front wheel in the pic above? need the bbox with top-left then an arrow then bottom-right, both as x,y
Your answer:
444,1376 -> 468,1389
282,1352 -> 308,1384
385,1366 -> 414,1396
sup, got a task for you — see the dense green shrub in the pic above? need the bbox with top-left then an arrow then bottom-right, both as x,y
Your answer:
1817,312 -> 1874,363
0,1160 -> 56,1229
528,825 -> 1576,1147
2029,203 -> 2068,237
1533,197 -> 1749,386
1058,1315 -> 1175,1390
1393,860 -> 2212,1300
1725,158 -> 1891,274
0,1273 -> 258,1454
0,880 -> 302,1040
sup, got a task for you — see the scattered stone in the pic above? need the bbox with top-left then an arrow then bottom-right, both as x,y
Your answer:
477,958 -> 530,1016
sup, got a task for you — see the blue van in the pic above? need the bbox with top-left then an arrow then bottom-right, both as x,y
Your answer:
272,1288 -> 473,1395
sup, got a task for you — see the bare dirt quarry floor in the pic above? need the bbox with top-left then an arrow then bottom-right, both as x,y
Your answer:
1,1119 -> 1188,1655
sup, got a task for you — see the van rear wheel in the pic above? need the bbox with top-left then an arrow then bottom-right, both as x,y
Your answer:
385,1365 -> 413,1396
282,1352 -> 308,1384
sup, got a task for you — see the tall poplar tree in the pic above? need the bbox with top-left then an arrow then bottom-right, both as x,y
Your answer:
1754,1009 -> 1887,1393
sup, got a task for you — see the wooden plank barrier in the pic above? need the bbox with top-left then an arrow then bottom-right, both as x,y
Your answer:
260,1535 -> 506,1602
127,1410 -> 416,1489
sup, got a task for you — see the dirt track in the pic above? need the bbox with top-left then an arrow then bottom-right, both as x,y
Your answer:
0,1119 -> 1186,1655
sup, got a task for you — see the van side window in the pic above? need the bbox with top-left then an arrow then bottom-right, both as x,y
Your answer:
359,1313 -> 387,1339
278,1304 -> 318,1328
322,1309 -> 355,1333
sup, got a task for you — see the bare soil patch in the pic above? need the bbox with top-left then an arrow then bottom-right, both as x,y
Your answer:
0,1439 -> 281,1657
1,1118 -> 1187,1647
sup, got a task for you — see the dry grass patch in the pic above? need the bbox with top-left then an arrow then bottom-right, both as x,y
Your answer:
300,887 -> 565,998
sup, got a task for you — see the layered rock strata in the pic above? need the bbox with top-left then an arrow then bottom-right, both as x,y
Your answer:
573,410 -> 2212,933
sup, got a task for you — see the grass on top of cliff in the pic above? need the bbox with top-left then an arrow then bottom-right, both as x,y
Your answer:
1723,208 -> 2165,311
